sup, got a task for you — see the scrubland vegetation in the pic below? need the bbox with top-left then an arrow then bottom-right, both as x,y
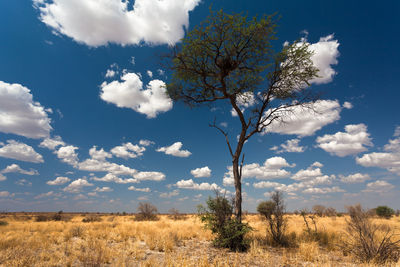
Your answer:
1,201 -> 400,266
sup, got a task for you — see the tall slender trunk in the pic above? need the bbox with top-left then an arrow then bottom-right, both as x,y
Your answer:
232,157 -> 242,223
233,130 -> 246,223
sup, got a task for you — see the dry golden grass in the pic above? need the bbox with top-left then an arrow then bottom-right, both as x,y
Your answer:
0,213 -> 399,266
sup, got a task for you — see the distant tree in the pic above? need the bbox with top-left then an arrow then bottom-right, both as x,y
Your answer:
375,206 -> 395,219
312,205 -> 326,217
324,207 -> 337,217
135,202 -> 159,221
257,191 -> 288,246
166,9 -> 319,223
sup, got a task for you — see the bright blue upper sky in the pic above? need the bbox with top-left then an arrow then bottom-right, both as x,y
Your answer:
0,0 -> 399,212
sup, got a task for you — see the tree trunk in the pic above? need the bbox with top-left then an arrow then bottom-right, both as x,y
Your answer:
232,157 -> 242,223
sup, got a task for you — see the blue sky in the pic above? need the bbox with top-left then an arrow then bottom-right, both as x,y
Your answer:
0,0 -> 399,213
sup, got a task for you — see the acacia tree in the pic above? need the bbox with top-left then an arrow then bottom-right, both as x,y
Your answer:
166,10 -> 319,223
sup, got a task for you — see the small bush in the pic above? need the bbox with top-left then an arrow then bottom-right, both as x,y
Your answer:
0,220 -> 8,226
312,205 -> 326,217
376,206 -> 395,219
343,204 -> 400,264
168,208 -> 186,220
257,191 -> 289,247
135,202 -> 159,221
198,192 -> 252,251
35,214 -> 51,222
82,215 -> 102,223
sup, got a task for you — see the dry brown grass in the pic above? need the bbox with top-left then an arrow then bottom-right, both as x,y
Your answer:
0,213 -> 399,266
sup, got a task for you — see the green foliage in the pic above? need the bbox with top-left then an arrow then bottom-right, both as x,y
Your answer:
167,8 -> 319,223
82,215 -> 102,223
198,193 -> 252,251
257,191 -> 288,247
376,206 -> 395,219
0,220 -> 8,226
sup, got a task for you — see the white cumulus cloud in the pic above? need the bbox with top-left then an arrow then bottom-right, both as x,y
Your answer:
340,173 -> 370,183
316,123 -> 373,157
111,142 -> 145,159
156,142 -> 191,157
176,179 -> 220,191
356,128 -> 400,175
307,34 -> 340,84
63,178 -> 93,193
362,180 -> 394,193
264,100 -> 342,137
39,136 -> 65,150
128,186 -> 150,192
100,72 -> 172,118
191,166 -> 211,178
0,140 -> 44,163
1,164 -> 38,175
47,176 -> 70,185
34,0 -> 200,47
0,81 -> 52,139
55,145 -> 79,166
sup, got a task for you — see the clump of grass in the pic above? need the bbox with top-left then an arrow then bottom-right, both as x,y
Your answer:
343,204 -> 400,264
82,215 -> 102,223
0,220 -> 8,226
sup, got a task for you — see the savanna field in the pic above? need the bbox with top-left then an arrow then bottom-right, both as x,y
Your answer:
1,212 -> 400,267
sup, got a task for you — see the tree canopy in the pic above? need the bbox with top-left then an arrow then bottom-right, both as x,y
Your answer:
166,9 -> 319,223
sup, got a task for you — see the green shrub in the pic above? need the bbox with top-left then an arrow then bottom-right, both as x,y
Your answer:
376,206 -> 395,219
198,192 -> 252,251
0,220 -> 8,226
257,191 -> 289,247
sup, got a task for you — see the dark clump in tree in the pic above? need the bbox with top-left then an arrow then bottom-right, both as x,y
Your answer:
198,192 -> 252,251
343,204 -> 400,264
135,202 -> 159,221
375,206 -> 395,219
257,191 -> 289,246
166,9 -> 319,224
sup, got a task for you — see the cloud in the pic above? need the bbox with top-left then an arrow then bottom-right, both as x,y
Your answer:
156,142 -> 191,157
34,0 -> 200,46
55,145 -> 79,166
223,157 -> 294,186
105,69 -> 117,79
0,191 -> 14,197
39,136 -> 65,150
34,191 -> 59,199
63,178 -> 93,193
307,34 -> 340,84
316,124 -> 373,157
253,181 -> 283,189
264,100 -> 342,137
343,101 -> 353,109
362,180 -> 394,193
191,166 -> 211,178
1,164 -> 38,175
272,139 -> 305,153
94,186 -> 113,192
91,173 -> 138,184
340,173 -> 370,183
46,176 -> 70,185
89,146 -> 112,161
110,142 -> 145,159
100,73 -> 172,118
0,174 -> 6,181
176,179 -> 220,191
356,127 -> 400,175
0,140 -> 44,163
128,186 -> 150,192
139,139 -> 154,146
0,81 -> 52,139
160,189 -> 179,198
15,179 -> 32,186
303,186 -> 345,194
